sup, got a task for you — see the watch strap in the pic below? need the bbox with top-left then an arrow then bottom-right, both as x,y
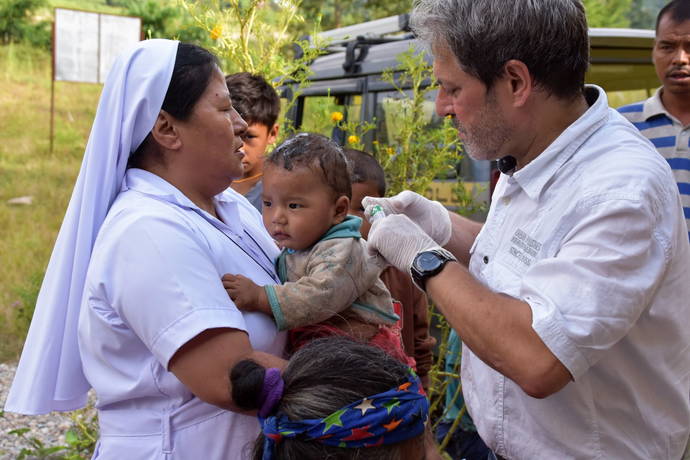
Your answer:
410,248 -> 457,292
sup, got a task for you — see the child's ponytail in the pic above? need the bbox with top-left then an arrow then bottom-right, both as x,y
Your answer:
231,359 -> 285,417
230,359 -> 266,411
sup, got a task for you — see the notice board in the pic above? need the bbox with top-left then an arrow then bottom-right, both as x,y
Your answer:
54,8 -> 141,84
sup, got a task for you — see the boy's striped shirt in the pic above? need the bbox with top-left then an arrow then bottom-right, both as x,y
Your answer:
619,89 -> 690,241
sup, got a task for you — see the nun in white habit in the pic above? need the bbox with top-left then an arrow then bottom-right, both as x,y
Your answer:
5,39 -> 286,459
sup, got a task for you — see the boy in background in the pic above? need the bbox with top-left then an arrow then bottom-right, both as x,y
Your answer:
226,72 -> 280,211
343,148 -> 436,390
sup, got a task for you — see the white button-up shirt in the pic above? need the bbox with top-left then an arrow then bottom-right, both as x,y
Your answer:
79,169 -> 285,459
464,86 -> 690,459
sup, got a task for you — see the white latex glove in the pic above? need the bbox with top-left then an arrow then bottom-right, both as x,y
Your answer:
362,190 -> 451,246
366,214 -> 441,274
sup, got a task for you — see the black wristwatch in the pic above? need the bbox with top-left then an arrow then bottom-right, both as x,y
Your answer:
410,248 -> 457,292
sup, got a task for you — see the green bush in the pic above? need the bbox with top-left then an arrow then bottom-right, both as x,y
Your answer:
0,0 -> 50,48
181,0 -> 327,140
123,0 -> 210,45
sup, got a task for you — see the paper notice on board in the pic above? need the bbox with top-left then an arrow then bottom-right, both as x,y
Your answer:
54,8 -> 141,84
98,14 -> 142,83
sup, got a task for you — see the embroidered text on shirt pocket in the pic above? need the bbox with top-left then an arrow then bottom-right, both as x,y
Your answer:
503,228 -> 542,270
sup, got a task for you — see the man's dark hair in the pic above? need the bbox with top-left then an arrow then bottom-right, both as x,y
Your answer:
343,148 -> 387,197
411,0 -> 589,100
656,0 -> 690,32
230,337 -> 421,460
225,72 -> 281,128
266,133 -> 352,200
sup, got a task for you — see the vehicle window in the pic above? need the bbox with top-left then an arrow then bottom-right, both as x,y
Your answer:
278,97 -> 290,127
373,88 -> 442,146
299,95 -> 363,135
347,95 -> 363,123
300,96 -> 346,136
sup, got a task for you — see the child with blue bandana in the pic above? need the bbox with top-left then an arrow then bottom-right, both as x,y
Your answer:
230,337 -> 428,460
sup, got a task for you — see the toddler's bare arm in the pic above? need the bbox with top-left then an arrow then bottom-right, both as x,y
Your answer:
221,273 -> 271,315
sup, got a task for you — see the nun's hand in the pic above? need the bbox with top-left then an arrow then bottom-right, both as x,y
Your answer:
222,274 -> 271,315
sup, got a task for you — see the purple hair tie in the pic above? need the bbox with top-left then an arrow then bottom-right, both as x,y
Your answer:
258,368 -> 284,418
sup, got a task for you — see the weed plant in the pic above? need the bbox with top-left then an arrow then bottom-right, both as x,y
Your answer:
1,406 -> 98,459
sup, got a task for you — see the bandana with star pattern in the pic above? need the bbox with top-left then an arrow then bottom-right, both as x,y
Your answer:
259,370 -> 428,459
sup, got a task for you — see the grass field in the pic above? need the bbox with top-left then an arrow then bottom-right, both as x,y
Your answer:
0,43 -> 103,361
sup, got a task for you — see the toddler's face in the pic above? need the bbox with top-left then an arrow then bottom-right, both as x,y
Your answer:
349,181 -> 381,240
261,164 -> 347,250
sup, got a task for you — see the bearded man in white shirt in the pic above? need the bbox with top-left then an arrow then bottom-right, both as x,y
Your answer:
364,0 -> 690,458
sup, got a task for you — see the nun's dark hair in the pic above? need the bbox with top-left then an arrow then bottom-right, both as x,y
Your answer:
231,337 -> 423,460
129,43 -> 219,167
161,43 -> 219,120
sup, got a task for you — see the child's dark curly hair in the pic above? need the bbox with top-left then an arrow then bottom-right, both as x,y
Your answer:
265,133 -> 352,200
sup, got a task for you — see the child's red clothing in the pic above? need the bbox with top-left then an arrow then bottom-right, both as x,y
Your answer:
380,266 -> 436,389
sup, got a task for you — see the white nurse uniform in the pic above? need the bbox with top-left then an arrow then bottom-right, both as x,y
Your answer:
80,169 -> 284,459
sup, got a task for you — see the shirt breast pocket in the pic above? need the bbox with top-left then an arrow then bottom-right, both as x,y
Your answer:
491,243 -> 535,297
489,261 -> 524,297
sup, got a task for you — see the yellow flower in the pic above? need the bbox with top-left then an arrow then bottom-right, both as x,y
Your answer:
210,25 -> 222,41
372,140 -> 379,145
347,135 -> 359,144
330,111 -> 344,122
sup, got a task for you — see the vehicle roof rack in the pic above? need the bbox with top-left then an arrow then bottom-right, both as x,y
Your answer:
306,13 -> 411,50
297,14 -> 412,73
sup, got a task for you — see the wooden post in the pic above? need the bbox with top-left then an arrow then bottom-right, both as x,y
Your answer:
50,17 -> 55,155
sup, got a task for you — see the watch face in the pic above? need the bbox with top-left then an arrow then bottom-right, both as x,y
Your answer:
416,251 -> 443,272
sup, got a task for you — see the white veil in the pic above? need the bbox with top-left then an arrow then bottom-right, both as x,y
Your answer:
4,39 -> 179,414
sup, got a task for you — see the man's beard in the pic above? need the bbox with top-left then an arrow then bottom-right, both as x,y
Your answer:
453,103 -> 510,162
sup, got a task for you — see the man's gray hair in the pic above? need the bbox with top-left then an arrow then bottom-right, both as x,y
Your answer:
411,0 -> 590,99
